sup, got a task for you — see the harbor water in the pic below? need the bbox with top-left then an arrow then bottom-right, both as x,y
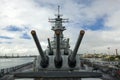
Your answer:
0,57 -> 102,80
0,57 -> 34,69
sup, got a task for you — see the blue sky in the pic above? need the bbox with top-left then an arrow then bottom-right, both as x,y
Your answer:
3,25 -> 23,32
82,17 -> 105,31
0,0 -> 120,55
3,25 -> 31,39
0,36 -> 13,39
20,33 -> 31,39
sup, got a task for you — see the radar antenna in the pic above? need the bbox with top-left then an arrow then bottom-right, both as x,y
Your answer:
55,5 -> 62,17
49,5 -> 69,31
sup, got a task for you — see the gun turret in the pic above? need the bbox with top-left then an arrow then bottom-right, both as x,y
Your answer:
68,30 -> 85,68
48,38 -> 53,55
54,30 -> 62,68
31,30 -> 49,68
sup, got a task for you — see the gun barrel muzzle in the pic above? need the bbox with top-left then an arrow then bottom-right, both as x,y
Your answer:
31,30 -> 48,68
68,30 -> 85,67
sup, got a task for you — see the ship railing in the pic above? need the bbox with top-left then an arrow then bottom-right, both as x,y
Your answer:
0,62 -> 33,77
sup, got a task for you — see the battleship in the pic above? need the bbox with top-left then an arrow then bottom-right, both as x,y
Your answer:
0,6 -> 104,80
0,6 -> 120,80
12,6 -> 102,80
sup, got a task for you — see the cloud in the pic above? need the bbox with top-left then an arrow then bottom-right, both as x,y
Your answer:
81,17 -> 107,31
0,0 -> 120,56
105,11 -> 120,29
20,33 -> 31,39
0,42 -> 12,44
0,36 -> 13,39
3,25 -> 23,32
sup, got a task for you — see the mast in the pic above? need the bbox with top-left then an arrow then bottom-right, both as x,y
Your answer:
49,6 -> 68,37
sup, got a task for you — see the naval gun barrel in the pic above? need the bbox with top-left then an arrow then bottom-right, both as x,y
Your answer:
68,30 -> 85,67
54,30 -> 62,68
64,38 -> 69,55
47,38 -> 53,55
31,30 -> 49,68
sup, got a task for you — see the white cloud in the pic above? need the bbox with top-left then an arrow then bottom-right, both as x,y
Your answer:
0,0 -> 120,56
105,11 -> 120,29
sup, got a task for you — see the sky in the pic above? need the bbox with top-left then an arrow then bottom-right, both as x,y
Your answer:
0,0 -> 120,56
